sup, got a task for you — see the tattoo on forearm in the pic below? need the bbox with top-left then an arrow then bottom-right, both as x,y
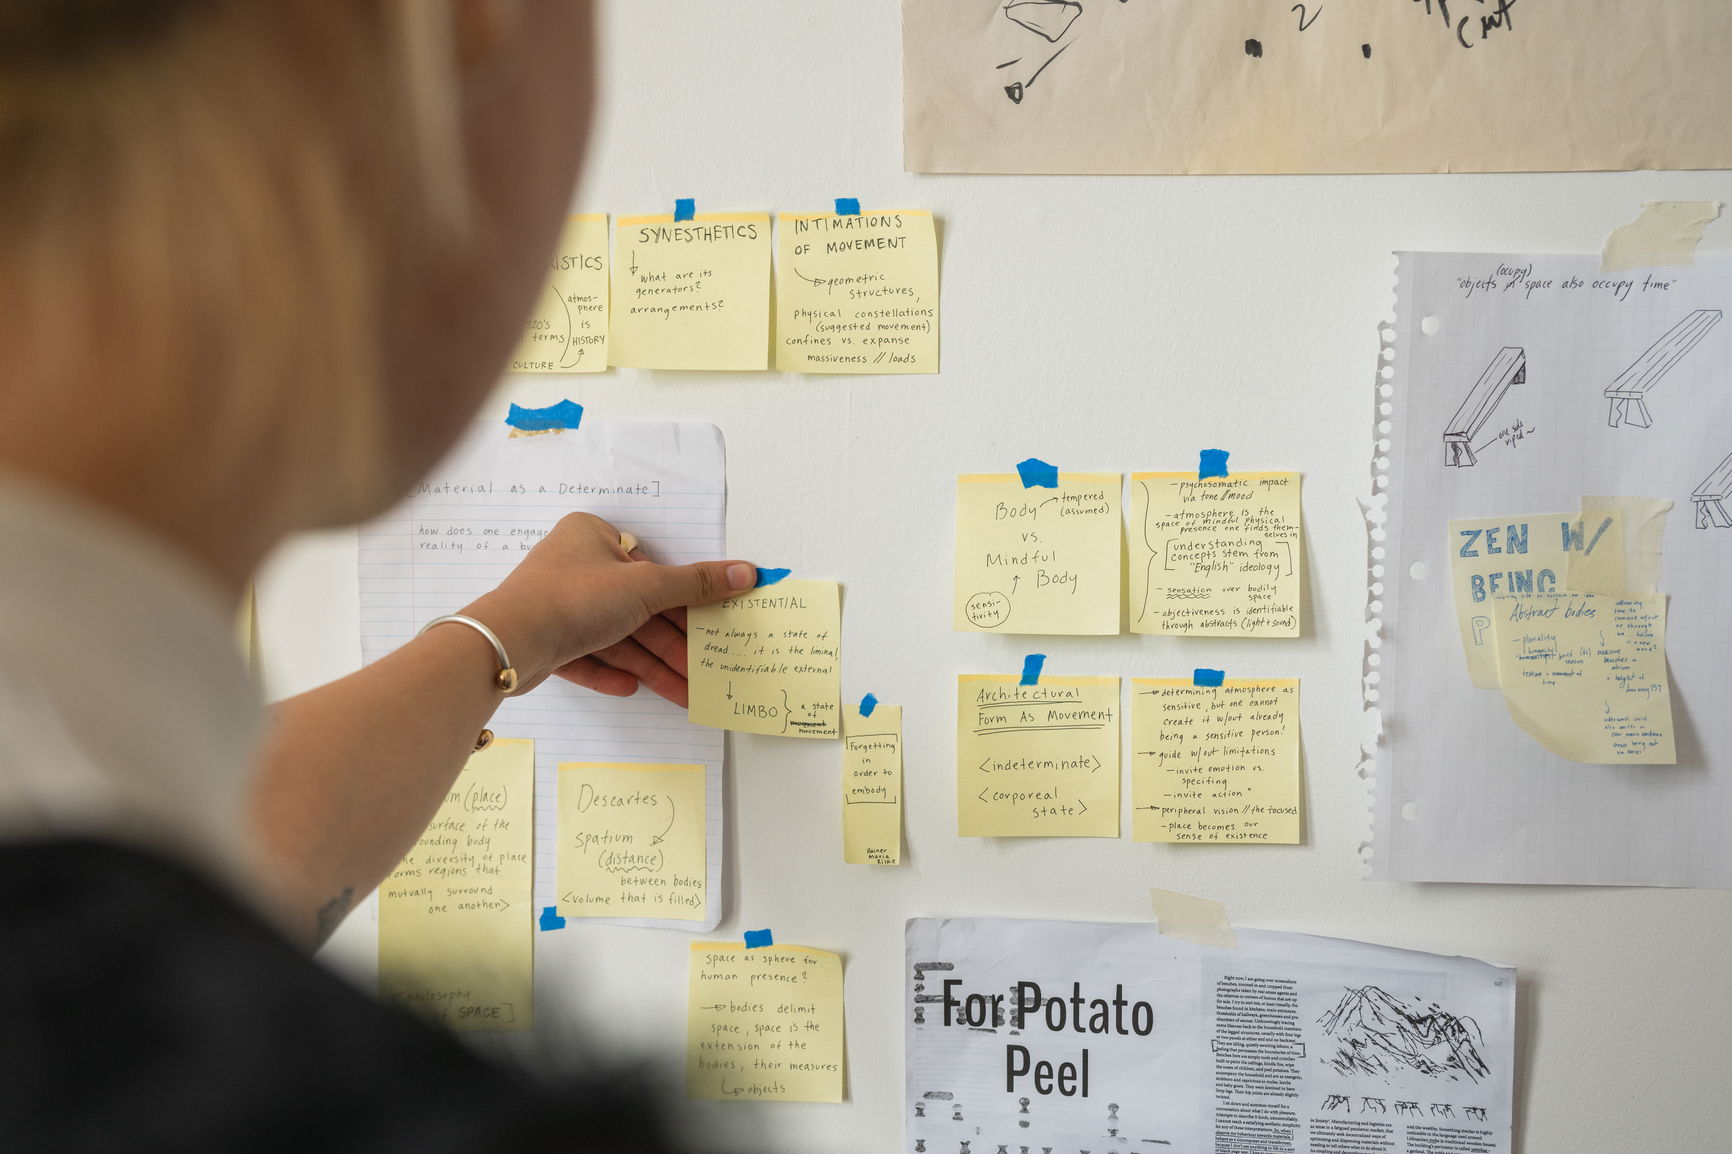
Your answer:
314,886 -> 356,945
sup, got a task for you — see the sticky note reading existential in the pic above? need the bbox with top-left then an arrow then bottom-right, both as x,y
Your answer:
1131,679 -> 1301,844
1131,472 -> 1302,636
842,704 -> 902,865
509,214 -> 609,373
954,473 -> 1122,635
378,737 -> 533,1031
611,212 -> 771,370
776,209 -> 938,373
957,675 -> 1119,837
687,943 -> 845,1102
556,762 -> 707,922
688,580 -> 841,739
1492,593 -> 1676,764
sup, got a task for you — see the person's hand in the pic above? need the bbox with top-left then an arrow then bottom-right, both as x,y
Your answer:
457,512 -> 755,707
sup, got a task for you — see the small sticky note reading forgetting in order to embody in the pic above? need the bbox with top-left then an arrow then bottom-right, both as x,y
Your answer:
687,942 -> 846,1102
954,472 -> 1122,635
556,762 -> 708,922
842,703 -> 902,864
775,209 -> 939,373
509,214 -> 609,374
956,674 -> 1120,837
687,580 -> 842,739
610,211 -> 772,371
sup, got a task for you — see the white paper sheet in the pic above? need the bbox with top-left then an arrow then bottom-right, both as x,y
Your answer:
907,917 -> 1516,1153
357,416 -> 726,928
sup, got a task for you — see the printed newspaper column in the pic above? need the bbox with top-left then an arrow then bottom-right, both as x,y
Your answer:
842,704 -> 903,864
378,737 -> 534,1031
611,211 -> 771,370
775,209 -> 939,373
508,213 -> 609,373
954,472 -> 1123,635
687,942 -> 846,1102
957,674 -> 1120,837
1131,679 -> 1301,843
687,580 -> 842,738
556,762 -> 708,921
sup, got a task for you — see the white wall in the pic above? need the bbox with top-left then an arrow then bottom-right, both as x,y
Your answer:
257,3 -> 1732,1150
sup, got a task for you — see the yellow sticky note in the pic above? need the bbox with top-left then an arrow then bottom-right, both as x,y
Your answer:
1130,472 -> 1302,636
688,579 -> 841,738
687,943 -> 845,1102
556,762 -> 707,922
1131,679 -> 1301,844
842,704 -> 902,865
954,473 -> 1122,635
378,737 -> 534,1031
509,213 -> 609,373
1491,592 -> 1675,764
611,212 -> 770,370
956,674 -> 1119,837
775,209 -> 939,373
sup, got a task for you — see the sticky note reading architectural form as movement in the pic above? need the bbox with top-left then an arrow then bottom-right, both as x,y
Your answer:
1131,679 -> 1301,844
611,212 -> 770,370
688,580 -> 841,738
687,943 -> 845,1102
509,213 -> 609,373
556,762 -> 708,922
956,674 -> 1119,837
842,704 -> 902,865
1130,472 -> 1301,636
378,737 -> 533,1031
776,209 -> 939,373
954,473 -> 1122,635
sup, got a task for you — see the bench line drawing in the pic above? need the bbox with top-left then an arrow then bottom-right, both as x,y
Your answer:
1605,309 -> 1722,428
1444,347 -> 1525,467
1693,451 -> 1732,529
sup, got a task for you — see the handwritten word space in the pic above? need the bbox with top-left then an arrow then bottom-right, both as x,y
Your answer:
954,473 -> 1122,635
1131,679 -> 1301,844
842,704 -> 902,865
687,943 -> 845,1102
688,580 -> 841,739
1131,472 -> 1302,636
556,762 -> 707,922
509,214 -> 609,374
776,210 -> 938,373
611,212 -> 771,370
957,675 -> 1119,837
378,737 -> 534,1031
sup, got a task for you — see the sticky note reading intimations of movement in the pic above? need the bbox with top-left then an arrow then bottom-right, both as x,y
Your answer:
842,704 -> 902,865
688,580 -> 841,739
378,737 -> 533,1031
1130,472 -> 1302,636
611,212 -> 771,371
556,762 -> 707,922
954,473 -> 1122,635
776,209 -> 939,373
1131,679 -> 1301,844
957,675 -> 1119,837
687,943 -> 845,1102
509,214 -> 609,374
1491,593 -> 1676,764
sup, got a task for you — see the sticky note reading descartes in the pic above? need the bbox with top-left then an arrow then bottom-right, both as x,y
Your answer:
508,214 -> 609,373
556,762 -> 708,921
687,943 -> 845,1102
776,209 -> 939,373
378,737 -> 534,1031
842,704 -> 902,864
954,473 -> 1122,635
611,212 -> 771,370
1131,679 -> 1301,844
956,675 -> 1119,837
1130,472 -> 1302,636
687,580 -> 841,738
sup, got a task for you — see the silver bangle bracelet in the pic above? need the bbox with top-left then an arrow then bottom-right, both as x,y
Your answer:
418,614 -> 520,695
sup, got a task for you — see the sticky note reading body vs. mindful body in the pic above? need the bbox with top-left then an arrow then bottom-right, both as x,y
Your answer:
688,580 -> 841,739
378,737 -> 533,1031
612,212 -> 771,370
556,762 -> 707,922
842,704 -> 902,865
957,675 -> 1119,837
687,943 -> 845,1102
509,214 -> 609,373
954,473 -> 1122,635
776,210 -> 939,373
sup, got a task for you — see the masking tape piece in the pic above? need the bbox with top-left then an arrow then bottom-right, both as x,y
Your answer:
1149,887 -> 1238,950
1193,668 -> 1225,687
538,906 -> 566,931
504,399 -> 584,432
1601,201 -> 1722,274
754,566 -> 791,587
674,197 -> 695,222
1198,449 -> 1230,479
834,197 -> 861,216
1568,495 -> 1672,595
858,692 -> 878,718
744,928 -> 774,948
1019,653 -> 1046,686
1015,457 -> 1059,488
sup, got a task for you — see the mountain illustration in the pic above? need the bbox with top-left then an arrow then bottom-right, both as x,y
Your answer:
1317,986 -> 1490,1083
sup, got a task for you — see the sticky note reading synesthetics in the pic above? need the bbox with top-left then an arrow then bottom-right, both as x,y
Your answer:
687,942 -> 845,1102
954,473 -> 1122,635
956,674 -> 1119,837
509,214 -> 609,373
688,580 -> 841,739
556,762 -> 708,922
842,703 -> 902,864
611,212 -> 771,370
776,209 -> 939,373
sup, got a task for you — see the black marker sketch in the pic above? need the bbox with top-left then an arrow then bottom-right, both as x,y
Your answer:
1244,38 -> 1263,58
1291,4 -> 1321,33
1605,309 -> 1722,428
1430,1103 -> 1456,1118
1317,986 -> 1491,1083
1691,451 -> 1732,529
1360,1097 -> 1387,1113
1322,1093 -> 1351,1112
1465,1106 -> 1488,1121
997,1 -> 1081,104
1443,346 -> 1525,467
1395,1101 -> 1422,1117
916,1142 -> 927,1153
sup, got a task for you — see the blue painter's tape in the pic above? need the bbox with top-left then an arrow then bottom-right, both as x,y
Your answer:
674,197 -> 695,222
504,399 -> 584,432
1016,458 -> 1059,488
755,567 -> 791,587
538,906 -> 566,932
744,928 -> 774,949
1198,449 -> 1230,479
835,197 -> 861,216
1020,653 -> 1047,686
859,692 -> 879,718
1193,668 -> 1225,687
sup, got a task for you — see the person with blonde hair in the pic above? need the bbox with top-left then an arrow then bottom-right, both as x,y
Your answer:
0,2 -> 753,1148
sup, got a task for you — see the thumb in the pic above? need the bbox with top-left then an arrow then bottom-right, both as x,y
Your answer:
643,559 -> 758,614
